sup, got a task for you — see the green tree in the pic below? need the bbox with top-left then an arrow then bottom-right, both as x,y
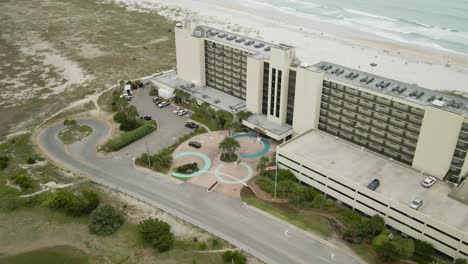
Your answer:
88,205 -> 124,235
277,180 -> 297,198
174,89 -> 190,104
256,156 -> 270,175
380,241 -> 400,262
138,218 -> 174,252
455,258 -> 468,264
365,215 -> 385,237
311,194 -> 331,210
63,119 -> 71,133
219,137 -> 240,160
236,110 -> 253,122
126,105 -> 139,121
412,240 -> 434,263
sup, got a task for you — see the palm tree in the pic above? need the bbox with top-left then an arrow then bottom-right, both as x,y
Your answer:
126,105 -> 139,121
69,119 -> 78,134
219,137 -> 240,160
63,119 -> 71,133
256,156 -> 270,175
237,110 -> 253,122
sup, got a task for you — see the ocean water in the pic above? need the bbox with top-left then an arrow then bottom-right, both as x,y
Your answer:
243,0 -> 468,55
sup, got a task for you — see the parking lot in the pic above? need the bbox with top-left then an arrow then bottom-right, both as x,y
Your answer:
113,86 -> 194,159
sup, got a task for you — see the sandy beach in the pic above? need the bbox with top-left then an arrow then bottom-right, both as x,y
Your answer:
104,0 -> 468,93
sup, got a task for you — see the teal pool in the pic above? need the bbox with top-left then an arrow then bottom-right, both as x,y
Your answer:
172,152 -> 211,178
231,133 -> 270,159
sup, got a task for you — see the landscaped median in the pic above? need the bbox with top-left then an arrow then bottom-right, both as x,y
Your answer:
101,121 -> 157,152
135,127 -> 207,174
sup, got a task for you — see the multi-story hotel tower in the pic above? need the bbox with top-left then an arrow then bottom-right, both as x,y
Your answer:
152,21 -> 468,259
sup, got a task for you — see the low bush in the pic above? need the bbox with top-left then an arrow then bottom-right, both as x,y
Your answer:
138,218 -> 174,252
372,234 -> 415,261
198,241 -> 207,250
175,162 -> 199,174
102,121 -> 157,152
0,156 -> 9,170
26,157 -> 36,164
149,88 -> 159,96
10,173 -> 34,189
222,250 -> 247,264
136,127 -> 207,172
119,119 -> 140,131
220,153 -> 238,162
88,205 -> 124,235
49,189 -> 100,216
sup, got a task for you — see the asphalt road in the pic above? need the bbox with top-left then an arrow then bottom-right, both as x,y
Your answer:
37,117 -> 364,264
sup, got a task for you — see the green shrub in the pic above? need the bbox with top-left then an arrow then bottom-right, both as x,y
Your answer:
0,156 -> 9,170
138,218 -> 174,252
102,122 -> 157,152
222,251 -> 247,264
136,127 -> 207,172
149,89 -> 159,96
211,238 -> 219,248
49,189 -> 100,216
198,241 -> 207,250
10,173 -> 34,189
175,162 -> 199,174
373,234 -> 414,261
119,119 -> 140,131
412,240 -> 434,263
26,157 -> 36,164
113,112 -> 127,123
455,258 -> 468,264
88,205 -> 124,235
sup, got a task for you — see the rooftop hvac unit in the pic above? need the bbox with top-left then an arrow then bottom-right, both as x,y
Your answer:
235,38 -> 245,43
209,31 -> 218,36
218,33 -> 227,38
226,35 -> 237,41
345,72 -> 353,79
366,77 -> 374,84
415,91 -> 425,99
427,95 -> 436,102
264,46 -> 271,51
336,70 -> 344,76
360,76 -> 368,83
244,40 -> 255,46
351,73 -> 359,80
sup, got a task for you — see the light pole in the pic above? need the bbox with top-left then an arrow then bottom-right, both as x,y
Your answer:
274,161 -> 278,199
145,141 -> 151,167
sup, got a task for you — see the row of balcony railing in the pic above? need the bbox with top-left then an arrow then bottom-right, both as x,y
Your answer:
322,84 -> 425,117
318,122 -> 414,165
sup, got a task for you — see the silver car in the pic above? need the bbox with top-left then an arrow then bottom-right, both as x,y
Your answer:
410,199 -> 423,210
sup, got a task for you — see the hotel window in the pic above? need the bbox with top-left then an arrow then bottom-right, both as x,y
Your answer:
276,70 -> 282,118
270,69 -> 277,116
262,63 -> 270,115
286,70 -> 296,125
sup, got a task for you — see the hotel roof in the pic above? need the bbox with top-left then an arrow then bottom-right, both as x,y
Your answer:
279,129 -> 468,233
192,25 -> 292,60
312,61 -> 468,116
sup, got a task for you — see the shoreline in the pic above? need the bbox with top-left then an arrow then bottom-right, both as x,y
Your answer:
105,0 -> 468,93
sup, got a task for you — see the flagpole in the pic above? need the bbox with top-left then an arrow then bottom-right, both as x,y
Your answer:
274,161 -> 278,199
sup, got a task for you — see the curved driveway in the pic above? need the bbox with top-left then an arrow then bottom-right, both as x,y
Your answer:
37,118 -> 363,264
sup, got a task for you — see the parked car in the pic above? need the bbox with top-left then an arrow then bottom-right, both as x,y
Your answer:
140,115 -> 152,121
154,99 -> 164,105
185,122 -> 199,129
188,141 -> 201,149
158,101 -> 170,108
422,177 -> 436,188
177,109 -> 188,116
152,96 -> 162,103
173,107 -> 182,114
367,178 -> 380,191
410,199 -> 423,210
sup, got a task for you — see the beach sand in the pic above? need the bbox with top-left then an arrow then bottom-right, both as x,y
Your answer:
105,0 -> 468,94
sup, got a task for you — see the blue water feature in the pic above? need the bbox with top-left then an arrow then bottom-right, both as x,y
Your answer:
172,152 -> 212,178
231,133 -> 270,159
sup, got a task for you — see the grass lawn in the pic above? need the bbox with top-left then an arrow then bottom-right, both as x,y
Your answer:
0,207 -> 232,264
191,116 -> 222,131
0,245 -> 89,264
58,125 -> 93,144
241,189 -> 334,238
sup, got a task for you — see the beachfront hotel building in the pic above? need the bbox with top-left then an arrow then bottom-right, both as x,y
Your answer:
152,21 -> 468,259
